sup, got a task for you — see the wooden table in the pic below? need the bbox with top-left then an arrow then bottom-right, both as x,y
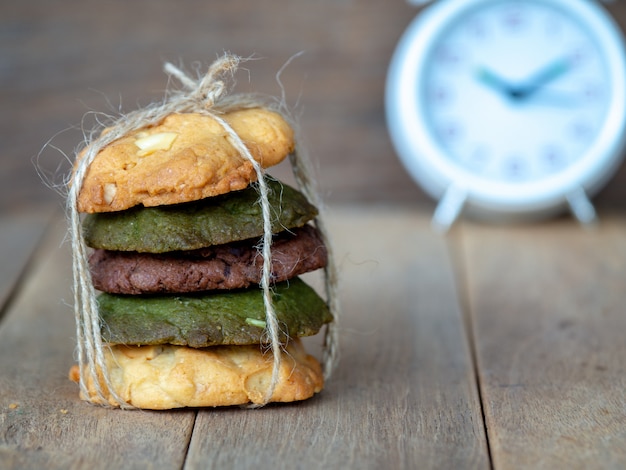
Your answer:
6,0 -> 626,213
1,206 -> 625,469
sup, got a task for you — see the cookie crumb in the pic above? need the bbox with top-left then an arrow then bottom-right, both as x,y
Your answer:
8,403 -> 18,410
60,409 -> 69,414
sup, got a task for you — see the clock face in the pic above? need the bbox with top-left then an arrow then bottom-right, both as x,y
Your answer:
387,0 -> 626,216
422,0 -> 610,184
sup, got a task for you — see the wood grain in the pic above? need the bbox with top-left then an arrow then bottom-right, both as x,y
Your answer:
460,216 -> 626,469
0,209 -> 54,312
186,207 -> 489,469
5,1 -> 626,213
4,205 -> 626,468
0,208 -> 488,469
0,0 -> 422,213
0,218 -> 196,469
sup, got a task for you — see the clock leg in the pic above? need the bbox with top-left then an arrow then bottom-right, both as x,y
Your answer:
432,185 -> 467,233
566,187 -> 598,225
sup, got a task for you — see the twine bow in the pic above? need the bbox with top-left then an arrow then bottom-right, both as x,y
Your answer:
164,56 -> 238,108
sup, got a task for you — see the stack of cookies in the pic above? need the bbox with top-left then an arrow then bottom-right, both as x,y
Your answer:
69,109 -> 333,409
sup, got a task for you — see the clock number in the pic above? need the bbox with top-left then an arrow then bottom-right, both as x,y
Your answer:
544,13 -> 563,38
503,156 -> 526,180
570,45 -> 589,67
462,145 -> 490,173
436,121 -> 463,143
428,84 -> 454,106
583,82 -> 603,102
541,145 -> 566,171
470,145 -> 489,165
433,44 -> 461,65
501,6 -> 526,32
465,16 -> 487,39
569,120 -> 593,141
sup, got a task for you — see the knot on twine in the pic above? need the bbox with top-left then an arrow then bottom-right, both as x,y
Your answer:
164,55 -> 240,109
68,53 -> 340,409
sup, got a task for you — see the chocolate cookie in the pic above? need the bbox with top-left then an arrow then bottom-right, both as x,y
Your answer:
90,225 -> 327,294
82,180 -> 317,253
97,277 -> 332,347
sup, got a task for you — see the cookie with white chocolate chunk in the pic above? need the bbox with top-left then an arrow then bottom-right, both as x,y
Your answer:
69,339 -> 323,409
77,109 -> 294,213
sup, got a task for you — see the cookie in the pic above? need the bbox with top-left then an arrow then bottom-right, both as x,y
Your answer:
68,338 -> 323,409
82,180 -> 317,253
90,225 -> 327,294
97,277 -> 332,347
76,109 -> 295,213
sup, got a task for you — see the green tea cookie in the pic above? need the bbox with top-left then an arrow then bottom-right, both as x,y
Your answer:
83,180 -> 317,253
98,277 -> 332,347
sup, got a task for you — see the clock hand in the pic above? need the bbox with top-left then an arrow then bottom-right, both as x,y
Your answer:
510,58 -> 571,100
475,66 -> 517,96
475,59 -> 572,101
518,90 -> 582,107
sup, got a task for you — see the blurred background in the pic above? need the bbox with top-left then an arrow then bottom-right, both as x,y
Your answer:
2,0 -> 626,215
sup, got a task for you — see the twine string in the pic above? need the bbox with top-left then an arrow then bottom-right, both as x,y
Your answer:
288,144 -> 340,379
274,53 -> 341,378
207,112 -> 283,405
69,54 -> 339,408
69,131 -> 132,408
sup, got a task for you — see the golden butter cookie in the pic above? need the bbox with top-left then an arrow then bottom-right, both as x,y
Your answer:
76,108 -> 294,213
69,339 -> 323,409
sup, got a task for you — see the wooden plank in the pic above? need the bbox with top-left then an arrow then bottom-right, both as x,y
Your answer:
0,217 -> 196,469
185,207 -> 490,469
5,1 -> 626,210
461,216 -> 626,469
0,0 -> 422,212
0,209 -> 55,311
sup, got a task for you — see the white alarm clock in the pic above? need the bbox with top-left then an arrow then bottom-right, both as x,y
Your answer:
386,0 -> 626,230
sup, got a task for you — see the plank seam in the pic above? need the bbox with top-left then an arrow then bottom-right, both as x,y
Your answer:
0,209 -> 59,326
447,224 -> 494,470
181,411 -> 199,469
